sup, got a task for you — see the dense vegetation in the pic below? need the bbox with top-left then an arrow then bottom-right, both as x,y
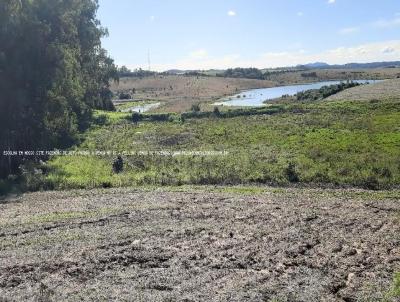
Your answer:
217,68 -> 265,79
0,0 -> 117,178
117,66 -> 157,78
19,97 -> 399,192
217,67 -> 310,80
296,82 -> 361,101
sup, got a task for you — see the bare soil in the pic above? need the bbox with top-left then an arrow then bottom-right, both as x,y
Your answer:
0,188 -> 399,301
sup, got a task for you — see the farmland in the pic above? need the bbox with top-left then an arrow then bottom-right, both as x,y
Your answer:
2,1 -> 400,301
1,187 -> 399,301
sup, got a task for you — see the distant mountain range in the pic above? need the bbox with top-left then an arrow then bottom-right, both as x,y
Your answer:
298,61 -> 400,69
163,61 -> 400,74
300,62 -> 331,68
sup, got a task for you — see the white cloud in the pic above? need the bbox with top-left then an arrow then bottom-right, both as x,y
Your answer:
227,10 -> 236,17
150,16 -> 155,22
372,17 -> 400,28
297,12 -> 304,17
328,0 -> 336,4
339,27 -> 360,34
260,41 -> 400,67
382,47 -> 395,54
190,49 -> 208,59
149,40 -> 400,71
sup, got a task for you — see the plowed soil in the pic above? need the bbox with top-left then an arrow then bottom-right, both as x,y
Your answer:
0,188 -> 399,301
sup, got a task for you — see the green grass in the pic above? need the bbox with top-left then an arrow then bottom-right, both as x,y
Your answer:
40,98 -> 400,190
92,109 -> 131,124
114,100 -> 159,111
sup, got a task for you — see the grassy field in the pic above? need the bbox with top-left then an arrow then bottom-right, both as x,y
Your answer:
27,93 -> 399,191
327,78 -> 400,101
1,187 -> 399,301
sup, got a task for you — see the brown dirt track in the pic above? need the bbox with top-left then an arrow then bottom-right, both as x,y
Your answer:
0,188 -> 399,301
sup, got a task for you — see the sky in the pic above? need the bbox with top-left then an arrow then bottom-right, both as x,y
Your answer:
97,0 -> 400,71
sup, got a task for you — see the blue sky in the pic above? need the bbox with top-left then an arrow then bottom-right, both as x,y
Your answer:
98,0 -> 400,71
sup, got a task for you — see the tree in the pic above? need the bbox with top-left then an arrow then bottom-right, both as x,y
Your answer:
0,0 -> 118,178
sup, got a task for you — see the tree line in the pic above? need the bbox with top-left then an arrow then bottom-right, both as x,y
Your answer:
216,67 -> 309,80
296,82 -> 361,101
118,66 -> 157,78
0,0 -> 118,178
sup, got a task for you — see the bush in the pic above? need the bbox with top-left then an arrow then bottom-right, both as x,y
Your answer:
20,161 -> 54,191
301,72 -> 317,78
131,112 -> 141,124
362,175 -> 380,190
119,92 -> 132,100
112,156 -> 124,174
191,104 -> 201,112
285,162 -> 299,183
0,179 -> 13,196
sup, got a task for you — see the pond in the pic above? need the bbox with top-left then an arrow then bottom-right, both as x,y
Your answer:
114,101 -> 161,113
213,80 -> 383,107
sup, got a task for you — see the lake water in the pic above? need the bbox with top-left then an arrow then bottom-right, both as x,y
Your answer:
214,80 -> 382,107
118,102 -> 161,113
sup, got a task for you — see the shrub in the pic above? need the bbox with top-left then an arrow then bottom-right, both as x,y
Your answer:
191,104 -> 201,112
119,92 -> 131,100
131,112 -> 141,124
362,175 -> 380,190
285,162 -> 299,183
112,156 -> 124,174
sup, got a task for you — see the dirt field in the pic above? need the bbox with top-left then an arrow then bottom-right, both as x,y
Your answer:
326,78 -> 400,101
1,187 -> 399,301
111,76 -> 276,112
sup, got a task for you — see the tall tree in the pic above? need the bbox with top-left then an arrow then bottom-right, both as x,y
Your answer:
0,0 -> 118,177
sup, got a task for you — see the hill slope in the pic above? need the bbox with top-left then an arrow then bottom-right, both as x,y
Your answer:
327,79 -> 400,101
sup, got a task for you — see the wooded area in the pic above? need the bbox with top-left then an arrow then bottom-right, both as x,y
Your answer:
0,0 -> 117,178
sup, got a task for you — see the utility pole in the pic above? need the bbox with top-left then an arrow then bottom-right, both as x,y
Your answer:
147,49 -> 151,71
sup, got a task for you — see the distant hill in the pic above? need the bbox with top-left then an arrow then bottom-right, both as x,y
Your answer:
300,62 -> 330,68
163,61 -> 400,75
298,61 -> 400,70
